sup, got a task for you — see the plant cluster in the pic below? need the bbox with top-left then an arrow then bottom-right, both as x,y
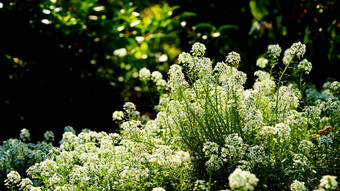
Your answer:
2,42 -> 339,190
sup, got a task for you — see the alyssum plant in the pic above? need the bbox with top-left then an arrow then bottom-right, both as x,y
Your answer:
3,42 -> 339,190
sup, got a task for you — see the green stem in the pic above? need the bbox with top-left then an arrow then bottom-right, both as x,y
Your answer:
144,80 -> 155,107
299,73 -> 305,106
208,169 -> 212,191
273,56 -> 294,124
180,167 -> 184,191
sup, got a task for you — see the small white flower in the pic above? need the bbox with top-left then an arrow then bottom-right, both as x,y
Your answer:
123,102 -> 136,114
290,180 -> 307,191
152,187 -> 166,191
139,67 -> 151,81
113,48 -> 127,57
267,44 -> 282,58
299,140 -> 314,154
151,71 -> 163,82
20,128 -> 30,141
226,51 -> 241,66
318,135 -> 333,149
256,57 -> 268,68
289,41 -> 306,59
191,42 -> 206,56
112,111 -> 125,121
298,59 -> 312,74
19,178 -> 33,190
319,175 -> 338,190
178,52 -> 192,64
130,20 -> 141,27
229,168 -> 259,191
44,131 -> 55,141
5,171 -> 21,188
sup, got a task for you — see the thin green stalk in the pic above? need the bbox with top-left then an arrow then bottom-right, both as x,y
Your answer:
208,169 -> 212,191
180,167 -> 184,191
144,80 -> 155,106
273,56 -> 294,124
299,72 -> 306,106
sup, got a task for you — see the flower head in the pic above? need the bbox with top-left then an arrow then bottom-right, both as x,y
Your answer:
256,57 -> 268,68
289,42 -> 306,59
112,111 -> 125,121
44,131 -> 55,142
178,52 -> 192,64
226,51 -> 241,67
152,187 -> 166,191
228,168 -> 259,191
123,102 -> 137,114
139,67 -> 151,81
290,180 -> 307,191
151,71 -> 163,82
20,128 -> 30,141
319,175 -> 338,190
267,44 -> 282,59
5,170 -> 21,188
298,59 -> 312,74
191,42 -> 206,56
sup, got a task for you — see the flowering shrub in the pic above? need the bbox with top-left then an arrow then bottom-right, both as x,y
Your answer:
0,129 -> 54,190
2,42 -> 339,190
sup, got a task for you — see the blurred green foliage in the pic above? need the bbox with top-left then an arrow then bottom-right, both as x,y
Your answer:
37,0 -> 184,98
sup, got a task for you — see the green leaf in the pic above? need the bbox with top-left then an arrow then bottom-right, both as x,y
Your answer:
249,0 -> 266,21
218,25 -> 239,32
179,11 -> 197,18
194,23 -> 216,31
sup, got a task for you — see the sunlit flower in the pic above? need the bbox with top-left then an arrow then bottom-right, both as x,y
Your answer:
319,175 -> 338,190
290,180 -> 307,191
20,128 -> 30,141
139,67 -> 151,81
256,57 -> 268,68
112,110 -> 124,121
298,59 -> 312,74
267,44 -> 281,58
191,42 -> 206,56
229,168 -> 259,191
5,170 -> 21,188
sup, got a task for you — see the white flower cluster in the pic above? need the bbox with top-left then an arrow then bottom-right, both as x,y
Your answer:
228,168 -> 259,191
139,67 -> 151,81
256,57 -> 268,68
257,123 -> 291,143
226,51 -> 241,66
330,81 -> 340,95
191,42 -> 206,56
298,59 -> 312,74
318,135 -> 333,149
289,41 -> 306,59
19,111 -> 191,190
290,180 -> 307,191
19,128 -> 30,141
4,170 -> 21,187
112,110 -> 125,121
319,175 -> 338,190
283,42 -> 307,64
267,44 -> 282,58
1,129 -> 54,189
299,140 -> 314,154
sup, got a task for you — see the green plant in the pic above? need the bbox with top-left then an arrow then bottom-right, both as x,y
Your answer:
140,42 -> 339,190
0,129 -> 54,190
2,42 -> 339,190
